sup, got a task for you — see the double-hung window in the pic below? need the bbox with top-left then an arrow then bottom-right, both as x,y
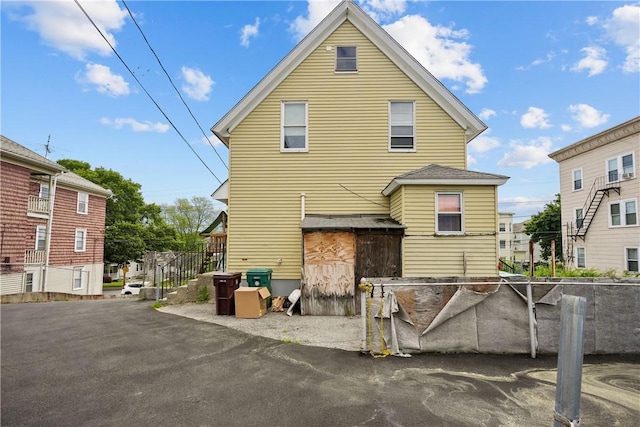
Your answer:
576,247 -> 586,268
436,192 -> 463,234
36,226 -> 46,251
75,228 -> 87,252
609,199 -> 637,227
572,168 -> 583,191
607,153 -> 635,182
77,192 -> 88,214
72,267 -> 84,290
499,223 -> 506,232
575,208 -> 584,229
389,101 -> 415,151
626,248 -> 639,272
39,183 -> 49,199
282,102 -> 308,152
335,46 -> 357,72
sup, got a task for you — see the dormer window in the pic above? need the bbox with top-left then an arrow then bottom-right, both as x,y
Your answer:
336,46 -> 357,72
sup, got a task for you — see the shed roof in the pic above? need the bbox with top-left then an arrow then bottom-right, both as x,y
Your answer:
300,214 -> 405,231
382,164 -> 509,196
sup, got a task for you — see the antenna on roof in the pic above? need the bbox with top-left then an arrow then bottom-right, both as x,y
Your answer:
44,135 -> 52,158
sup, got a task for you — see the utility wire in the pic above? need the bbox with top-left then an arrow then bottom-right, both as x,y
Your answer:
120,0 -> 228,171
73,0 -> 223,185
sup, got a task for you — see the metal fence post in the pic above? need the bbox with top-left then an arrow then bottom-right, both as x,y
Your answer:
553,294 -> 586,427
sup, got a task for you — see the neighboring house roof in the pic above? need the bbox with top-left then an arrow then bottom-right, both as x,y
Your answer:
548,115 -> 640,162
211,0 -> 486,146
300,214 -> 405,231
1,135 -> 66,174
200,211 -> 228,235
211,179 -> 228,204
57,172 -> 112,198
382,164 -> 509,196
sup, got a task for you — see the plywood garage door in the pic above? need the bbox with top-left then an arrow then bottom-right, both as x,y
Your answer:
301,231 -> 355,316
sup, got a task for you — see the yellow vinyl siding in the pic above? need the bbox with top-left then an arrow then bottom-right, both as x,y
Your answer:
227,21 -> 468,278
400,185 -> 498,277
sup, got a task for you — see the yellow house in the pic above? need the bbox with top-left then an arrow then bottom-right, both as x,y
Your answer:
211,0 -> 508,314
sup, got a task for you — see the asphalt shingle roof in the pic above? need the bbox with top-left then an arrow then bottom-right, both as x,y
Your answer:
395,164 -> 509,181
300,214 -> 405,231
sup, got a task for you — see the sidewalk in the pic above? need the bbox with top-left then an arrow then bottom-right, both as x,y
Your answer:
158,302 -> 363,351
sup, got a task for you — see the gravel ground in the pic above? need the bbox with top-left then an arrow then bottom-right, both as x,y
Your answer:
158,302 -> 363,351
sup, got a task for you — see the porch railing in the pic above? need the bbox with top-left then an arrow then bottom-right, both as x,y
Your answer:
27,196 -> 49,214
24,249 -> 45,264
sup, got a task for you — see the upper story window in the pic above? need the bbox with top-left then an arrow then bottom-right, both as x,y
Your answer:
499,240 -> 506,249
609,199 -> 637,227
572,168 -> 583,191
281,102 -> 308,152
436,192 -> 463,234
75,228 -> 87,252
335,46 -> 357,72
77,192 -> 88,214
36,226 -> 46,251
39,183 -> 49,199
499,223 -> 506,232
607,153 -> 635,182
389,101 -> 415,151
575,207 -> 584,228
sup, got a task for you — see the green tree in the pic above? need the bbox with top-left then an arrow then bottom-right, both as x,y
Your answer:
525,194 -> 563,262
161,197 -> 219,250
57,159 -> 178,264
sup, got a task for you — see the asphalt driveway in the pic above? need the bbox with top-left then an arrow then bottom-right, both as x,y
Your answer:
1,299 -> 638,426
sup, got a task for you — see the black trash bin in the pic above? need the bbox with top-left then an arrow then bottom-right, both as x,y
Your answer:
213,272 -> 242,315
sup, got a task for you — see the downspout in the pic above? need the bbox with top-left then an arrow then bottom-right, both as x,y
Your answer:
43,172 -> 63,292
300,193 -> 306,220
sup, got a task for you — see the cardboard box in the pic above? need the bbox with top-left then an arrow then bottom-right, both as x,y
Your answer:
234,287 -> 271,318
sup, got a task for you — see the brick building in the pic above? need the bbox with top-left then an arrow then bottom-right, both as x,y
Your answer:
1,135 -> 111,295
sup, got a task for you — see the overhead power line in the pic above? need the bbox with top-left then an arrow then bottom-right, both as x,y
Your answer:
73,0 -> 223,185
120,0 -> 228,171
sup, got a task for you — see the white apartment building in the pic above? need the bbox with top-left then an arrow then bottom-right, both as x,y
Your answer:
549,116 -> 639,274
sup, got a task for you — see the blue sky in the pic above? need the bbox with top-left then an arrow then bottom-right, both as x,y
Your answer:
2,1 -> 639,222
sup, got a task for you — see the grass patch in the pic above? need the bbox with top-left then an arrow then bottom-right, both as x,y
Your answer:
103,282 -> 123,288
151,301 -> 163,309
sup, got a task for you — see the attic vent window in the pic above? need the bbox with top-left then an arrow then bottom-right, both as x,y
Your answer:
336,46 -> 357,72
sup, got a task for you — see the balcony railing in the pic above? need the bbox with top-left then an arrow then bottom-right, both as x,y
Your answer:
25,249 -> 46,264
28,196 -> 49,214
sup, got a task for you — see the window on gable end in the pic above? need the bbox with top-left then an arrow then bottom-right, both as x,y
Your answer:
282,102 -> 308,152
77,192 -> 88,214
389,101 -> 415,151
336,46 -> 357,72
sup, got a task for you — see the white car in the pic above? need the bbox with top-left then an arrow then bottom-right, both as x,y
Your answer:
121,282 -> 146,296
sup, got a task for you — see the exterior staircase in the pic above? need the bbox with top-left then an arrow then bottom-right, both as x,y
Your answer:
569,176 -> 621,240
164,272 -> 216,305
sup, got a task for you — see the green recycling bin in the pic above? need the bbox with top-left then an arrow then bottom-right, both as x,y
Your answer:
247,268 -> 272,308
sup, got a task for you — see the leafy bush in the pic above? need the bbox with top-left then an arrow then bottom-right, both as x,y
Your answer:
197,285 -> 209,303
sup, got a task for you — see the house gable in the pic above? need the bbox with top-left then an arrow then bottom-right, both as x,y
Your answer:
212,0 -> 485,145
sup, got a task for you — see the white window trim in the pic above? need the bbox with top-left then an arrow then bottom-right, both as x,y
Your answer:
335,45 -> 358,73
499,223 -> 506,232
576,247 -> 586,269
435,192 -> 464,235
281,101 -> 308,153
72,266 -> 85,290
39,183 -> 49,199
606,152 -> 635,183
625,247 -> 639,273
36,225 -> 46,251
389,101 -> 416,152
608,198 -> 638,227
75,228 -> 87,252
574,207 -> 584,228
77,192 -> 89,215
572,168 -> 583,191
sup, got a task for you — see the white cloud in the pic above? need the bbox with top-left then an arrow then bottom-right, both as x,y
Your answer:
568,104 -> 610,128
603,4 -> 640,73
11,0 -> 127,60
290,0 -> 341,40
202,135 -> 224,147
499,196 -> 552,217
467,153 -> 476,165
517,52 -> 556,71
100,117 -> 169,132
181,67 -> 214,101
469,130 -> 500,154
240,18 -> 260,47
561,124 -> 573,132
478,108 -> 496,120
497,137 -> 555,169
384,15 -> 487,93
359,0 -> 406,21
520,107 -> 551,129
571,46 -> 608,76
77,63 -> 129,97
586,16 -> 599,26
